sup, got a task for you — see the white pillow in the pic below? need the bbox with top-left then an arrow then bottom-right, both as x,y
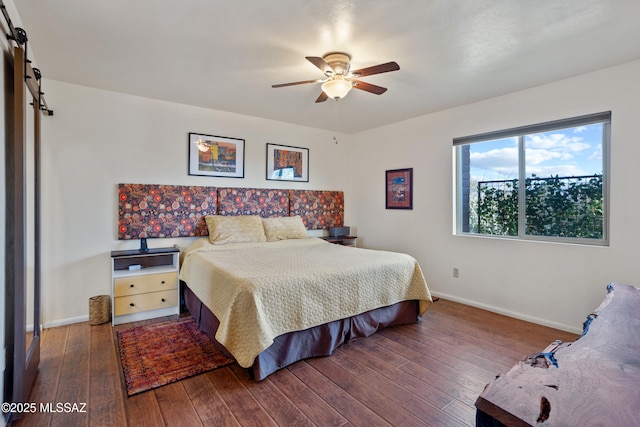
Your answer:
205,215 -> 267,245
262,216 -> 309,241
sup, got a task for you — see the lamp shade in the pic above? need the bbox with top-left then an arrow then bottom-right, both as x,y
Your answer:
321,77 -> 352,100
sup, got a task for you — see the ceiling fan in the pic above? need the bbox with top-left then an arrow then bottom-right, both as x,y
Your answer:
272,52 -> 400,103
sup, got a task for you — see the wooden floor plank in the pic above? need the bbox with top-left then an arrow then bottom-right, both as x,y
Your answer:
349,334 -> 412,369
432,301 -> 578,349
398,360 -> 482,408
344,341 -> 457,410
403,318 -> 523,371
122,391 -> 165,427
50,322 -> 90,427
376,328 -> 491,393
307,356 -> 435,427
206,367 -> 279,427
12,326 -> 68,427
270,367 -> 349,426
154,381 -> 203,427
14,298 -> 582,427
229,364 -> 316,427
88,398 -> 126,427
292,363 -> 392,427
89,323 -> 121,404
443,399 -> 477,427
181,371 -> 241,427
358,369 -> 469,427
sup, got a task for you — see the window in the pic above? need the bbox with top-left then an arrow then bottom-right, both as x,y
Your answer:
454,112 -> 610,245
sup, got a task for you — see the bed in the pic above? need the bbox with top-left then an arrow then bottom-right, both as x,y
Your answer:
179,215 -> 432,380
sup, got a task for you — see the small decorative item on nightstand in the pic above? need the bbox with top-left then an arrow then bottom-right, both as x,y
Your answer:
323,227 -> 357,247
328,226 -> 350,237
110,247 -> 180,325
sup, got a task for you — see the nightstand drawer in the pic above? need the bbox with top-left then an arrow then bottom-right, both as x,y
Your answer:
114,271 -> 178,297
114,289 -> 178,316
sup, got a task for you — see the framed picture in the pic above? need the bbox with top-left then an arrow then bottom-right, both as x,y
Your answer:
266,143 -> 309,182
188,132 -> 245,178
386,168 -> 413,209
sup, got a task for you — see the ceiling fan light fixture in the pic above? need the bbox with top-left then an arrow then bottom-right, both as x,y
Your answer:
272,52 -> 399,103
321,77 -> 352,100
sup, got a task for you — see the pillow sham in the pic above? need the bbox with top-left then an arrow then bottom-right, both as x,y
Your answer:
262,216 -> 309,241
205,215 -> 267,245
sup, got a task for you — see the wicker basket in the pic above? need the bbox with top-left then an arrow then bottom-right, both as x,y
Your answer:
89,295 -> 111,325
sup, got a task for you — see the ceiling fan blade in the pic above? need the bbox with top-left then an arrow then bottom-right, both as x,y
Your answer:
351,61 -> 400,77
315,92 -> 329,103
306,56 -> 333,74
352,80 -> 388,95
272,79 -> 323,88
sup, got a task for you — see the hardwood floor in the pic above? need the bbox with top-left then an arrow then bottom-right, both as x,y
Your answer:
12,299 -> 578,426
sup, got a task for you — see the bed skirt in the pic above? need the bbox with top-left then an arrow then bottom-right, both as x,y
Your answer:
182,283 -> 420,380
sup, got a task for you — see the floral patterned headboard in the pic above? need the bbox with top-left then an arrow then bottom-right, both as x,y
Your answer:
217,188 -> 289,217
117,184 -> 344,239
290,190 -> 344,229
118,184 -> 217,239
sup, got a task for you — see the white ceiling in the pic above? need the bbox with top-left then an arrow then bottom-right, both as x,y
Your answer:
13,0 -> 640,133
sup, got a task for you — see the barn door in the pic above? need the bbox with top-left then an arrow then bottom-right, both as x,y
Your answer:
4,45 -> 41,423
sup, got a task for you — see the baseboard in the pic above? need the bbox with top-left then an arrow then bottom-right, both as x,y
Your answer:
430,291 -> 583,335
44,315 -> 89,329
44,295 -> 583,335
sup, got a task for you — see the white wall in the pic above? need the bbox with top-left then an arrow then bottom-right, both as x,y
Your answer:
351,60 -> 640,333
40,80 -> 352,326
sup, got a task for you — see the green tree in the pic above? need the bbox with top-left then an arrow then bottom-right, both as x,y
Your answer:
525,174 -> 602,238
476,174 -> 602,239
477,179 -> 518,236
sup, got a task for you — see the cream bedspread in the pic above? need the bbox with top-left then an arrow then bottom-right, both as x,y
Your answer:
179,237 -> 432,368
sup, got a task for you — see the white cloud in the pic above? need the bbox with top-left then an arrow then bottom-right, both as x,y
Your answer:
588,144 -> 603,161
526,133 -> 589,153
525,148 -> 567,165
470,147 -> 518,181
470,146 -> 518,167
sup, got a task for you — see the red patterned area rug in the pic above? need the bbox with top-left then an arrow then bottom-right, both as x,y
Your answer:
116,317 -> 235,396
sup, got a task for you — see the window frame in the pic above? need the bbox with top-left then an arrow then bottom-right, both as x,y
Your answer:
454,111 -> 611,246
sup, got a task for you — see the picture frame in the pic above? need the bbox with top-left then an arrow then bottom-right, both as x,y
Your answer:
188,132 -> 245,178
385,168 -> 413,209
266,143 -> 309,182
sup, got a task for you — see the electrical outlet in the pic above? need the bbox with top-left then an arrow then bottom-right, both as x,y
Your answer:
453,268 -> 459,278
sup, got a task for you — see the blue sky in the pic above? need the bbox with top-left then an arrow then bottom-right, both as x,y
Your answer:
468,123 -> 604,182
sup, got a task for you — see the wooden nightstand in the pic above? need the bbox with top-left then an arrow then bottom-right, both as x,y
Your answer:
322,236 -> 358,247
110,247 -> 180,325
